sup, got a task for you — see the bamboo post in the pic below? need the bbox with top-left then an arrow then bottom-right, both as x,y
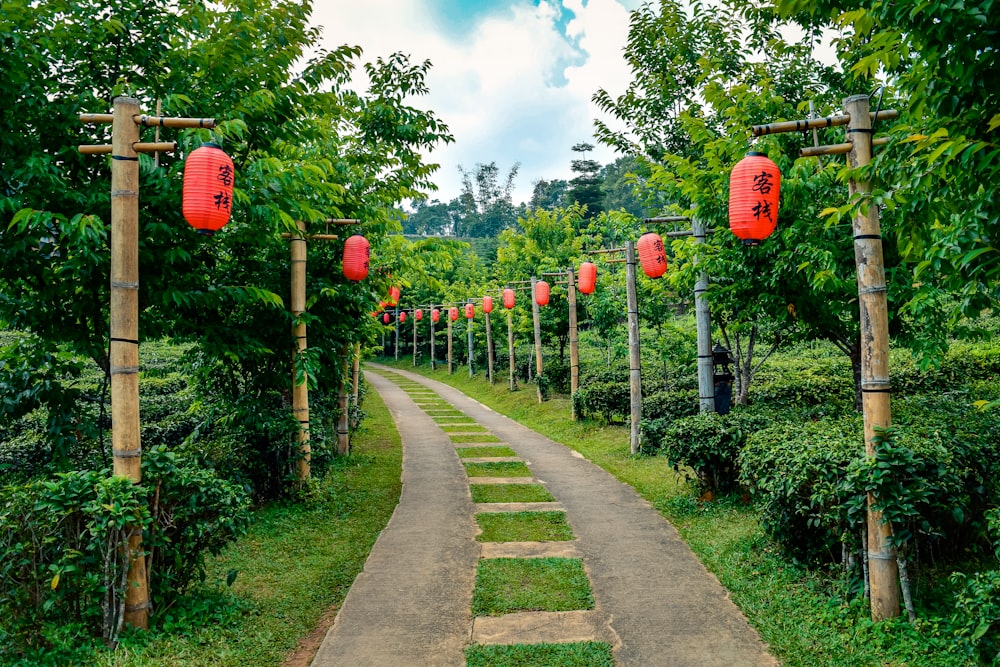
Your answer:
290,220 -> 311,480
412,311 -> 418,367
430,310 -> 437,370
507,310 -> 517,391
108,97 -> 148,630
337,344 -> 350,455
567,267 -> 580,419
467,312 -> 475,378
531,276 -> 544,402
693,218 -> 715,413
352,341 -> 361,404
485,310 -> 495,383
394,305 -> 400,361
447,317 -> 454,374
845,93 -> 899,620
626,241 -> 642,454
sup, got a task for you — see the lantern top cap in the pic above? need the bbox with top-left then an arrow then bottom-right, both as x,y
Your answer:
746,150 -> 767,157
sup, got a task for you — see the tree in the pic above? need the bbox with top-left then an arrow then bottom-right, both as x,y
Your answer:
402,198 -> 460,236
600,156 -> 652,219
529,178 -> 569,211
566,142 -> 604,219
455,161 -> 520,237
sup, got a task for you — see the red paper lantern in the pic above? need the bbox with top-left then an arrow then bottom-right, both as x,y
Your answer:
465,303 -> 475,319
535,280 -> 550,306
432,308 -> 441,323
729,151 -> 781,245
182,143 -> 235,236
399,311 -> 407,324
482,296 -> 493,313
388,286 -> 400,306
637,232 -> 668,279
342,235 -> 370,282
382,313 -> 390,324
578,261 -> 597,294
415,308 -> 423,321
449,306 -> 459,321
503,288 -> 515,309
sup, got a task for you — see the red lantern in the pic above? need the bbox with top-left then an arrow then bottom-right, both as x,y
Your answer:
449,307 -> 459,321
182,143 -> 234,236
383,313 -> 390,324
503,288 -> 515,309
378,300 -> 387,311
399,311 -> 407,324
535,280 -> 550,306
415,308 -> 423,321
432,308 -> 441,323
482,296 -> 493,314
578,262 -> 597,294
388,286 -> 401,306
342,235 -> 370,282
729,151 -> 781,245
637,232 -> 668,279
465,303 -> 475,319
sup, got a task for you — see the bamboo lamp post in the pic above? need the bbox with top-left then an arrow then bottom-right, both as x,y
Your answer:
447,306 -> 456,374
625,241 -> 642,454
430,307 -> 438,370
530,277 -> 545,402
412,308 -> 421,367
465,303 -> 475,377
750,96 -> 900,621
79,97 -> 220,631
281,219 -> 359,476
482,296 -> 496,384
541,270 -> 579,418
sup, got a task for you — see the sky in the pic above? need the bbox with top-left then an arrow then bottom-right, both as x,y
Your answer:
311,0 -> 644,207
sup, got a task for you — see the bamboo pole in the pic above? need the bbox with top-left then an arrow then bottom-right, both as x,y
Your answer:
109,96 -> 149,631
430,312 -> 437,370
485,310 -> 495,384
337,344 -> 350,455
568,266 -> 580,420
394,305 -> 400,361
693,218 -> 715,414
625,241 -> 642,454
78,142 -> 178,155
845,94 -> 900,621
447,317 -> 454,374
751,110 -> 899,136
290,220 -> 310,481
507,310 -> 517,391
799,136 -> 889,158
467,312 -> 475,378
531,277 -> 544,402
412,311 -> 418,367
352,341 -> 361,405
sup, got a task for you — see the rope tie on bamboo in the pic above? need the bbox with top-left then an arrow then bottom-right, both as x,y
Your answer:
291,259 -> 306,264
866,551 -> 895,560
854,234 -> 882,241
111,281 -> 139,289
846,128 -> 875,134
110,337 -> 139,345
125,601 -> 153,612
113,448 -> 142,458
110,366 -> 139,375
112,155 -> 139,161
862,378 -> 891,393
111,189 -> 138,198
859,285 -> 887,295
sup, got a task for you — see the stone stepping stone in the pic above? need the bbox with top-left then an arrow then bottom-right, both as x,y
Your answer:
474,502 -> 563,513
461,457 -> 522,464
468,477 -> 536,485
471,609 -> 617,646
480,541 -> 581,559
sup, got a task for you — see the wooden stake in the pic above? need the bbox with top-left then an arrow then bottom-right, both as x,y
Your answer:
109,96 -> 149,631
447,318 -> 454,374
625,241 -> 642,454
338,344 -> 350,455
394,306 -> 400,361
531,277 -> 544,402
845,94 -> 900,621
485,311 -> 495,384
412,311 -> 418,367
693,218 -> 715,414
567,266 -> 580,420
290,220 -> 310,480
430,312 -> 437,370
507,310 -> 517,391
352,341 -> 361,405
467,314 -> 475,378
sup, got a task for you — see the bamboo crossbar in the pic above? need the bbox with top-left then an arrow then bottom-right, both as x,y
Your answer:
605,258 -> 627,263
79,113 -> 217,129
280,233 -> 339,240
800,136 -> 889,157
645,216 -> 690,223
752,109 -> 898,136
587,247 -> 626,255
78,142 -> 177,154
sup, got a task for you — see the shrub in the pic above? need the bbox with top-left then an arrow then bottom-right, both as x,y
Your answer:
641,389 -> 699,421
750,357 -> 855,409
572,381 -> 631,424
653,409 -> 773,494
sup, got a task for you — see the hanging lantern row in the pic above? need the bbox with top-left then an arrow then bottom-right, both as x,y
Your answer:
503,288 -> 516,309
449,307 -> 459,322
637,232 -> 668,279
578,261 -> 597,294
182,143 -> 235,236
729,151 -> 781,245
482,296 -> 493,313
535,280 -> 550,306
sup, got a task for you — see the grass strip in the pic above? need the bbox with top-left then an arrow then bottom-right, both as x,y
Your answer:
440,424 -> 487,432
472,558 -> 593,616
476,511 -> 573,542
471,484 -> 555,504
100,383 -> 403,667
452,434 -> 502,443
456,446 -> 517,458
465,642 -> 614,667
465,461 -> 532,477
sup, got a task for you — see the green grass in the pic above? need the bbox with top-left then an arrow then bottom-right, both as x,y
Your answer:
472,558 -> 593,616
452,434 -> 502,443
441,424 -> 487,432
456,446 -> 518,458
471,484 -> 555,504
375,356 -> 971,667
476,511 -> 574,542
96,387 -> 403,667
464,642 -> 614,667
465,461 -> 532,477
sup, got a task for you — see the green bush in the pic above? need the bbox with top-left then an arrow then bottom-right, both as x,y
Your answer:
572,381 -> 631,424
750,357 -> 855,408
652,409 -> 773,494
641,388 -> 699,421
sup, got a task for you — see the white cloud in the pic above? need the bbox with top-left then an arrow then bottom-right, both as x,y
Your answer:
310,0 -> 636,206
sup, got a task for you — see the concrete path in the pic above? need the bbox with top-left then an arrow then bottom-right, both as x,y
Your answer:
311,365 -> 777,667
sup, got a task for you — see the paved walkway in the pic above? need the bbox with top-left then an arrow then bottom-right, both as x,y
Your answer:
311,365 -> 777,666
